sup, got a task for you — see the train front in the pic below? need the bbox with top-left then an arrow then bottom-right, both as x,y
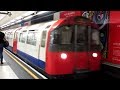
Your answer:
46,16 -> 102,76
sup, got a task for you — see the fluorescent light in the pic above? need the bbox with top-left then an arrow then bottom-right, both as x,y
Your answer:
22,11 -> 36,16
36,11 -> 49,15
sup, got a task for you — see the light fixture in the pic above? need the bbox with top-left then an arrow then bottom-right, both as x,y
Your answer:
36,11 -> 49,15
61,53 -> 67,60
92,53 -> 98,57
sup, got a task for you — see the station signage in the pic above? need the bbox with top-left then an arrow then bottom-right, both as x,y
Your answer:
108,11 -> 120,64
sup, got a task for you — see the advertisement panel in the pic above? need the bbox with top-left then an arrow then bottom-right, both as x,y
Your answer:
60,11 -> 81,18
108,11 -> 120,64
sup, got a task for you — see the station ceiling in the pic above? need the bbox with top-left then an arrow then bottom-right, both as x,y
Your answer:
0,11 -> 30,27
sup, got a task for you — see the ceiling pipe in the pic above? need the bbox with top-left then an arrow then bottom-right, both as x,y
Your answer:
0,11 -> 12,16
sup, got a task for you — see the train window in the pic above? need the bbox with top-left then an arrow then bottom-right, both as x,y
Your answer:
41,31 -> 47,47
76,25 -> 88,44
27,31 -> 37,46
15,32 -> 19,40
19,33 -> 26,43
91,29 -> 102,51
91,29 -> 100,45
50,25 -> 74,45
10,33 -> 13,39
61,26 -> 73,44
6,33 -> 10,40
51,29 -> 60,44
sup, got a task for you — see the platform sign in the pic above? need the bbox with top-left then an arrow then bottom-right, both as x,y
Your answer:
60,11 -> 81,18
108,11 -> 120,64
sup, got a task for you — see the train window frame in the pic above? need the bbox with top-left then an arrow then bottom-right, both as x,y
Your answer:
27,30 -> 37,46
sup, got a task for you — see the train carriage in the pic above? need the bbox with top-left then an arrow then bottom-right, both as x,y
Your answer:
4,16 -> 102,78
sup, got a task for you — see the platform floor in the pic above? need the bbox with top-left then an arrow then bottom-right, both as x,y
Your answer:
2,49 -> 46,79
0,58 -> 18,79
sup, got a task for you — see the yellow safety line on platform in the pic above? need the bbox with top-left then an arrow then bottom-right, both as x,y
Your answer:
4,50 -> 39,79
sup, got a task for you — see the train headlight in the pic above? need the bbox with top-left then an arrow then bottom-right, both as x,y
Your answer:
92,53 -> 98,57
61,53 -> 67,60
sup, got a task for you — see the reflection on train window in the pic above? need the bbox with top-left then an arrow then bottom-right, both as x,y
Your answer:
76,25 -> 87,44
41,31 -> 47,47
19,33 -> 26,43
50,25 -> 88,45
50,25 -> 74,44
91,29 -> 101,51
9,33 -> 13,40
6,33 -> 10,40
6,32 -> 13,43
16,32 -> 19,40
92,29 -> 100,45
27,31 -> 37,46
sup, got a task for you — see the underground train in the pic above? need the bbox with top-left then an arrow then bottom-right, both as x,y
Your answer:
2,16 -> 102,78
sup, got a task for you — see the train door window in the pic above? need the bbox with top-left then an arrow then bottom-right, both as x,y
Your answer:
27,30 -> 37,46
16,32 -> 19,40
19,31 -> 27,43
14,32 -> 18,39
45,25 -> 51,29
74,25 -> 88,51
41,30 -> 47,47
76,25 -> 88,44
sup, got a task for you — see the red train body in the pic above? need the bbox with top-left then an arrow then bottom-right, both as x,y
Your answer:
46,16 -> 102,75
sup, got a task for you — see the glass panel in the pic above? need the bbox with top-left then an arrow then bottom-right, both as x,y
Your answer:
19,33 -> 26,43
27,31 -> 37,46
50,25 -> 74,45
41,31 -> 47,47
76,25 -> 88,44
91,29 -> 102,51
